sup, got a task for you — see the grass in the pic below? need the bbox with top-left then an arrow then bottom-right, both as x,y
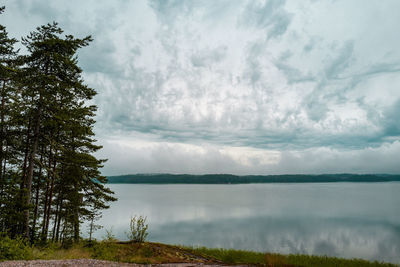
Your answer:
285,254 -> 398,267
31,243 -> 91,260
1,239 -> 399,267
185,246 -> 267,264
186,246 -> 399,267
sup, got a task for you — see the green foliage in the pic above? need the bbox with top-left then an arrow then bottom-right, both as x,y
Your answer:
0,234 -> 32,260
90,241 -> 120,261
126,215 -> 149,243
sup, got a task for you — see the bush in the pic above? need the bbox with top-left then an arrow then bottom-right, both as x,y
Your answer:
0,235 -> 32,260
103,227 -> 117,242
126,215 -> 148,243
90,241 -> 119,261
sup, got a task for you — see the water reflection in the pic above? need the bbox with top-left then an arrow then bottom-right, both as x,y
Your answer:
94,183 -> 400,264
150,216 -> 400,263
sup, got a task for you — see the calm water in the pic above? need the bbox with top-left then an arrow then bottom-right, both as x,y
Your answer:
93,183 -> 400,263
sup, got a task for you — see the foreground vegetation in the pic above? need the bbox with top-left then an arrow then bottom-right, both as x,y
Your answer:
0,237 -> 398,267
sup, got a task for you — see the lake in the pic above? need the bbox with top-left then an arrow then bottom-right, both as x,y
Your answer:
93,183 -> 400,264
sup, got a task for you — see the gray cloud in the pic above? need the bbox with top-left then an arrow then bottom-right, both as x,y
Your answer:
382,100 -> 400,137
148,0 -> 195,25
96,139 -> 400,175
240,0 -> 292,39
324,41 -> 354,80
191,46 -> 227,67
3,0 -> 400,174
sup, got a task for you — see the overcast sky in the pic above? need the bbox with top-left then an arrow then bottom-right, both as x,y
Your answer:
2,0 -> 400,175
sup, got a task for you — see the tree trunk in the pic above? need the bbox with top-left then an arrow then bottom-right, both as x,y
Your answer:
55,199 -> 63,242
44,150 -> 57,240
41,171 -> 50,239
31,150 -> 44,241
21,118 -> 31,190
24,94 -> 43,240
73,206 -> 80,243
88,218 -> 94,242
0,80 -> 5,183
51,196 -> 60,241
41,145 -> 52,240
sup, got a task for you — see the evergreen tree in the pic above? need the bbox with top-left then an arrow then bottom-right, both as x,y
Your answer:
0,7 -> 116,242
19,22 -> 116,241
0,6 -> 22,235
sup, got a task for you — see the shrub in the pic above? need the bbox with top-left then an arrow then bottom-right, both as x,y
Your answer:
90,241 -> 119,261
103,227 -> 117,242
0,235 -> 32,260
126,215 -> 148,243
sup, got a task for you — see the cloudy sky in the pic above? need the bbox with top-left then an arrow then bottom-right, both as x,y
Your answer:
2,0 -> 400,175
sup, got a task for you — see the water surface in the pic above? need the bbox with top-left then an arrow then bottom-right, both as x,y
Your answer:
94,183 -> 400,263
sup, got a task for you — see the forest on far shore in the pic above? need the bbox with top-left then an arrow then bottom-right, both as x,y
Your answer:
107,173 -> 400,184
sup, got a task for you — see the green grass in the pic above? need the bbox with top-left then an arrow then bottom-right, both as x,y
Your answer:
285,254 -> 398,267
186,246 -> 267,264
186,246 -> 399,267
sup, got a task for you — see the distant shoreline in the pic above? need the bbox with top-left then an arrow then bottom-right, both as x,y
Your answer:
106,173 -> 400,184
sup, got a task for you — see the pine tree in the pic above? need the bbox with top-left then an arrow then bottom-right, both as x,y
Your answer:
18,22 -> 116,241
0,6 -> 22,235
0,11 -> 116,242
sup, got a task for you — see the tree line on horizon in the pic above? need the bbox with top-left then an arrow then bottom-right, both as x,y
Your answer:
107,173 -> 400,184
0,6 -> 116,244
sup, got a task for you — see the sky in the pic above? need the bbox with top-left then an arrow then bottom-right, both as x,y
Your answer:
2,0 -> 400,175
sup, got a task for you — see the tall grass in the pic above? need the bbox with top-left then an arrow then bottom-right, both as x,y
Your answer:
286,254 -> 398,267
188,246 -> 399,267
188,246 -> 266,264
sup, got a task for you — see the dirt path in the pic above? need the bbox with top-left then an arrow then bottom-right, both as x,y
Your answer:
0,259 -> 253,267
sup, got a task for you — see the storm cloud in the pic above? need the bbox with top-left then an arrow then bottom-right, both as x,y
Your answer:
3,0 -> 400,175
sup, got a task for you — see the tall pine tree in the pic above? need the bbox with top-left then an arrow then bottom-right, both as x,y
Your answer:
0,8 -> 116,242
0,6 -> 22,235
